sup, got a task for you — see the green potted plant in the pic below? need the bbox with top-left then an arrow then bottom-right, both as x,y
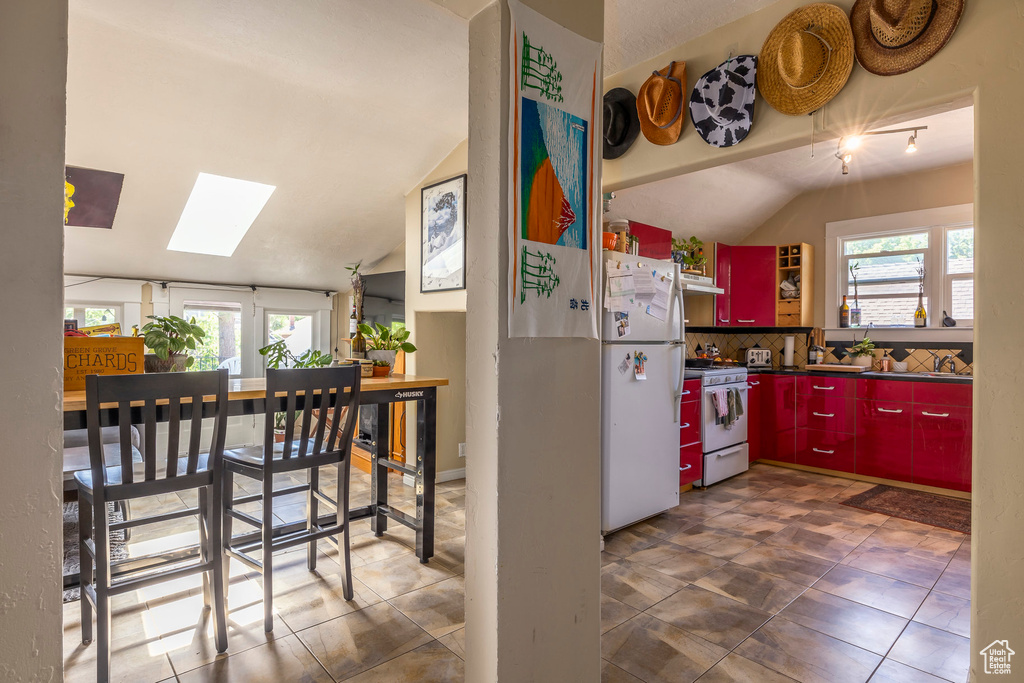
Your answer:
258,340 -> 334,438
357,322 -> 416,376
845,335 -> 876,368
671,235 -> 706,274
371,359 -> 391,377
140,315 -> 206,372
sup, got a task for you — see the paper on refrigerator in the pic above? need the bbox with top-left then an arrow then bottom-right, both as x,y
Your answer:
645,272 -> 672,321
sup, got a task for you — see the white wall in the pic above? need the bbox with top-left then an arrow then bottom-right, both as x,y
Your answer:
0,1 -> 67,678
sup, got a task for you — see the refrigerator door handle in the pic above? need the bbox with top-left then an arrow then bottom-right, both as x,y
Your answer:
672,342 -> 685,424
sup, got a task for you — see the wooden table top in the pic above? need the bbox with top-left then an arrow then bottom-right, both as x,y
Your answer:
63,374 -> 449,412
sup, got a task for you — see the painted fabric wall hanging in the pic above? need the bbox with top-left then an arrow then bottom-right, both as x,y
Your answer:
508,0 -> 602,339
689,55 -> 758,148
757,3 -> 854,116
421,174 -> 467,293
850,0 -> 965,76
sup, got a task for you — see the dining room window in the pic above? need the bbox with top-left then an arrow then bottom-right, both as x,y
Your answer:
182,301 -> 243,374
64,304 -> 123,329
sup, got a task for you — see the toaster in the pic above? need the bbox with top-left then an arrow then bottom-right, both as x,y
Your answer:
746,347 -> 772,367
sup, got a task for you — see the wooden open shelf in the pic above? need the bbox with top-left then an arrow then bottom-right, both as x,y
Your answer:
776,242 -> 814,326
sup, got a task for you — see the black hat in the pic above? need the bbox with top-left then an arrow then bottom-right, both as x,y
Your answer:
603,87 -> 640,160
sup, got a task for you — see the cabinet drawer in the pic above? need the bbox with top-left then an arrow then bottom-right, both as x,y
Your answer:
680,379 -> 701,402
680,442 -> 702,486
913,403 -> 972,491
796,395 -> 855,434
777,300 -> 801,315
795,429 -> 855,473
856,399 -> 912,482
913,381 -> 972,406
797,375 -> 855,397
857,378 -> 913,402
680,399 -> 700,447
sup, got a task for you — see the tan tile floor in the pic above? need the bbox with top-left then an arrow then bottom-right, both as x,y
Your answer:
64,464 -> 971,682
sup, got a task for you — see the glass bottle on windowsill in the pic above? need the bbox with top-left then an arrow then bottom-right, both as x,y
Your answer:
839,296 -> 850,328
914,291 -> 927,328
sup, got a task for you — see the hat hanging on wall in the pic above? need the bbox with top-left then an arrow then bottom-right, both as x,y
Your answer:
603,87 -> 641,159
689,55 -> 758,148
757,3 -> 854,116
637,60 -> 687,145
850,0 -> 965,76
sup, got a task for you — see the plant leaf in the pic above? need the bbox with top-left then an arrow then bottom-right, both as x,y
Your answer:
400,342 -> 417,353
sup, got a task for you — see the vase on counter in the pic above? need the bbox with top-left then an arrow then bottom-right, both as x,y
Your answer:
852,355 -> 873,369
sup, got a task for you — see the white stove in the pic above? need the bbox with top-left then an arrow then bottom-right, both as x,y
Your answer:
686,366 -> 750,486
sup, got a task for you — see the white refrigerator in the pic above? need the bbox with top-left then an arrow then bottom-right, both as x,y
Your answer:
601,252 -> 685,534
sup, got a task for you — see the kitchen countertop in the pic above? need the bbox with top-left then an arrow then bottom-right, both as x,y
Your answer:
685,366 -> 972,384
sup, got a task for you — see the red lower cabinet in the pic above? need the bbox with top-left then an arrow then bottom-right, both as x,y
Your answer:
680,442 -> 702,486
761,375 -> 795,462
796,394 -> 855,433
913,403 -> 972,491
746,378 -> 761,461
796,428 -> 855,473
680,398 -> 700,446
856,399 -> 913,481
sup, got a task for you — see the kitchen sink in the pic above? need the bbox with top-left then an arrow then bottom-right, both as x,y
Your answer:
864,370 -> 972,379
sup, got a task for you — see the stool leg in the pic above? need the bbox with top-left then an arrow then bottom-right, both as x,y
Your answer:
262,474 -> 274,633
209,479 -> 227,653
198,487 -> 211,607
94,499 -> 112,683
222,468 -> 234,614
338,465 -> 353,601
307,466 -> 319,571
78,493 -> 93,645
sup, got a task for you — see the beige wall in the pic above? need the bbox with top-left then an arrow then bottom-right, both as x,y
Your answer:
0,0 -> 67,677
742,162 -> 974,328
602,1 -> 1022,677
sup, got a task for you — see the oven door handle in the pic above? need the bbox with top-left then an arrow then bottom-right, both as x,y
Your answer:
714,446 -> 744,458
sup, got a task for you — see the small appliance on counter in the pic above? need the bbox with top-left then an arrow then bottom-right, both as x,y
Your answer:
745,346 -> 772,368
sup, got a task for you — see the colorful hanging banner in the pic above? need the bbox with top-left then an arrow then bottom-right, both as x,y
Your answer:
508,0 -> 602,339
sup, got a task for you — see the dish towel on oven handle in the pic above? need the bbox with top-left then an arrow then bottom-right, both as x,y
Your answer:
713,387 -> 745,429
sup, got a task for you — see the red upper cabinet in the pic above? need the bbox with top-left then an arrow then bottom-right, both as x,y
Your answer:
714,243 -> 732,326
627,221 -> 672,260
730,246 -> 777,326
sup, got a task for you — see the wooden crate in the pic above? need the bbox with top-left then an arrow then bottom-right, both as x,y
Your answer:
64,336 -> 145,391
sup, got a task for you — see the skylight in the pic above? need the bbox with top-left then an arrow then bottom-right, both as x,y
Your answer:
167,173 -> 275,256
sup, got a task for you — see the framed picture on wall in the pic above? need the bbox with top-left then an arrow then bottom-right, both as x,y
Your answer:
420,174 -> 467,293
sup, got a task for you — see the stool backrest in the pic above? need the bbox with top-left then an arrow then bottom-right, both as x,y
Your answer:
85,369 -> 229,487
263,366 -> 361,464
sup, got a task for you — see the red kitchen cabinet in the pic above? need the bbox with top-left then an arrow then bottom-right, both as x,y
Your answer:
680,442 -> 702,486
796,394 -> 855,433
730,246 -> 777,326
627,221 -> 672,260
714,243 -> 732,326
913,381 -> 972,406
797,375 -> 856,398
856,399 -> 912,481
679,397 -> 700,447
795,428 -> 856,473
759,374 -> 795,462
913,396 -> 973,492
857,378 -> 914,402
746,377 -> 761,461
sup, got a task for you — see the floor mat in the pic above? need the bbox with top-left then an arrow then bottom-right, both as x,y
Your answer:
840,484 -> 971,534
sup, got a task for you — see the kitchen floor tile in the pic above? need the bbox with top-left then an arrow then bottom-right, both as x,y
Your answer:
341,640 -> 464,682
763,525 -> 860,562
912,591 -> 970,638
604,527 -> 661,557
601,560 -> 688,611
729,498 -> 816,522
695,652 -> 799,682
602,659 -> 645,682
625,540 -> 729,581
932,557 -> 971,599
812,565 -> 929,619
694,562 -> 807,613
730,544 -> 836,586
437,627 -> 465,661
602,613 -> 728,683
859,527 -> 961,563
887,621 -> 970,683
601,594 -> 640,635
777,588 -> 908,655
667,524 -> 761,559
735,617 -> 882,683
353,550 -> 455,600
388,576 -> 465,638
646,584 -> 772,650
700,512 -> 789,540
868,658 -> 952,683
175,634 -> 333,683
840,546 -> 948,588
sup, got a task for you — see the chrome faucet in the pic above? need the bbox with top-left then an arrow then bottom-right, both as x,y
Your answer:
942,354 -> 956,373
929,350 -> 941,372
930,351 -> 955,373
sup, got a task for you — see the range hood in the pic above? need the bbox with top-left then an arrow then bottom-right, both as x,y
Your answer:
679,273 -> 724,295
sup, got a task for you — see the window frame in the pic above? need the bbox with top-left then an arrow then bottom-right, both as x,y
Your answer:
825,204 -> 974,335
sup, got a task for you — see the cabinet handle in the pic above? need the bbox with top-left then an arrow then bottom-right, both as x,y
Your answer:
812,448 -> 835,455
679,464 -> 692,471
719,318 -> 730,323
747,381 -> 760,386
921,411 -> 950,418
681,390 -> 691,396
878,407 -> 904,414
812,412 -> 835,418
737,319 -> 755,323
813,385 -> 835,390
680,423 -> 691,429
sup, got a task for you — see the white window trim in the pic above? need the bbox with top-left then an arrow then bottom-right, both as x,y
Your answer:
64,276 -> 144,331
825,204 -> 974,343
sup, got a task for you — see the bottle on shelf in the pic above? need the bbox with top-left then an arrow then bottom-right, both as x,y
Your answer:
914,292 -> 927,328
839,295 -> 850,328
349,305 -> 358,338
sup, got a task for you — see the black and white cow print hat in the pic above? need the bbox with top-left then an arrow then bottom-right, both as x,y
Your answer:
688,55 -> 758,148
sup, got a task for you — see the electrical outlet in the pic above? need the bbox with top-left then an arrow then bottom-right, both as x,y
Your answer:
459,442 -> 467,458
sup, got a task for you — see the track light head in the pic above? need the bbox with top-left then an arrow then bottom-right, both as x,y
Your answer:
906,132 -> 918,154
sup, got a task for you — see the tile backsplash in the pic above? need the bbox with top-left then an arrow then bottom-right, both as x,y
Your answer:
685,330 -> 974,375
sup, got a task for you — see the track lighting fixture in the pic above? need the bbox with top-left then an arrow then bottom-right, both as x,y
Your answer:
906,131 -> 918,153
834,126 -> 927,174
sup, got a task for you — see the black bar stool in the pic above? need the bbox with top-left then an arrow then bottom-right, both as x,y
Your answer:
77,369 -> 229,682
222,365 -> 361,632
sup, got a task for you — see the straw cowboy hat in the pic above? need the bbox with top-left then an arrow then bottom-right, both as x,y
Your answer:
757,3 -> 854,117
603,87 -> 641,159
851,0 -> 965,76
689,55 -> 759,148
637,60 -> 687,145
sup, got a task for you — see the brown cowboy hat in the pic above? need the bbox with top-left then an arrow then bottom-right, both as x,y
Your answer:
851,0 -> 965,76
637,60 -> 687,145
757,3 -> 854,117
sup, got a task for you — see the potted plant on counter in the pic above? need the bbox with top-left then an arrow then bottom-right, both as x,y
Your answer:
258,340 -> 335,441
371,359 -> 391,377
140,315 -> 206,372
845,336 -> 876,369
357,322 -> 417,376
671,235 -> 706,275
